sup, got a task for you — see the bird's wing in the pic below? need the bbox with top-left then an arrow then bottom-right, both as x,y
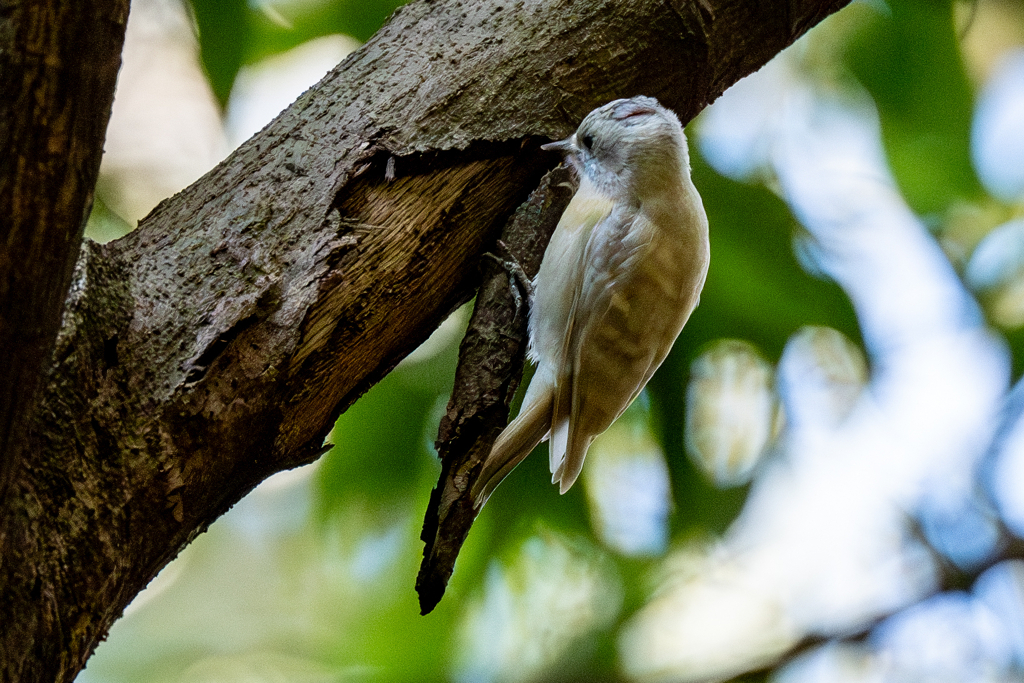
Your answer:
548,282 -> 579,480
539,181 -> 614,480
555,209 -> 682,492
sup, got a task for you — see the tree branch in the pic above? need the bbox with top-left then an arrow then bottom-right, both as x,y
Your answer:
417,165 -> 578,614
0,0 -> 850,680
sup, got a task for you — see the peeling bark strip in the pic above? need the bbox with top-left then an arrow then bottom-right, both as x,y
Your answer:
418,166 -> 577,614
0,0 -> 851,680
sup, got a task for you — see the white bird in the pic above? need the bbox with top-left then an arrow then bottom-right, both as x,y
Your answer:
472,96 -> 710,507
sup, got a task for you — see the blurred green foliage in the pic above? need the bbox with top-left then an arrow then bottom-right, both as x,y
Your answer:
845,0 -> 983,215
190,0 -> 249,105
189,0 -> 410,105
83,196 -> 135,245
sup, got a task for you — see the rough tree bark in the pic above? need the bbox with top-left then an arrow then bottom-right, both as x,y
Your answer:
0,0 -> 850,680
0,0 -> 129,514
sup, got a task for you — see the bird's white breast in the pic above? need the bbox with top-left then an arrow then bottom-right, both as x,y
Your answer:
528,176 -> 615,372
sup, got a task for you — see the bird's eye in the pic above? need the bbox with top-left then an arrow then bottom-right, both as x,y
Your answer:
580,134 -> 594,150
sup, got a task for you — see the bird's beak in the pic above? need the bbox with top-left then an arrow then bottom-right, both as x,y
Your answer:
541,135 -> 577,155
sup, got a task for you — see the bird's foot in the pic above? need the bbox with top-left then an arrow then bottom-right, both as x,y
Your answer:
483,241 -> 535,322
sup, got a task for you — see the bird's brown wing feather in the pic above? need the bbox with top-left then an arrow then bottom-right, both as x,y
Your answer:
556,211 -> 681,492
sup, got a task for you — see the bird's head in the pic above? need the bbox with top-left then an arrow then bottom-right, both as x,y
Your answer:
542,96 -> 688,200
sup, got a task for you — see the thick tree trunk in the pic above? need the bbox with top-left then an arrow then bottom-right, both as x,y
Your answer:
0,0 -> 850,680
0,0 -> 129,513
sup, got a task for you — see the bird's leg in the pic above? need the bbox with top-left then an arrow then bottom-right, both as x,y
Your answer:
483,241 -> 535,324
495,240 -> 536,299
483,252 -> 526,325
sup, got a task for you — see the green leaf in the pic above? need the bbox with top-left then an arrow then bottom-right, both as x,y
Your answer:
245,0 -> 411,65
845,0 -> 983,215
189,0 -> 249,106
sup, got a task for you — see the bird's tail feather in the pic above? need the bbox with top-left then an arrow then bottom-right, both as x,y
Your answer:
553,431 -> 592,494
550,374 -> 589,495
471,390 -> 553,507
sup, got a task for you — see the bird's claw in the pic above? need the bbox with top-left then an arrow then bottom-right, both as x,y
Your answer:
483,242 -> 534,323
